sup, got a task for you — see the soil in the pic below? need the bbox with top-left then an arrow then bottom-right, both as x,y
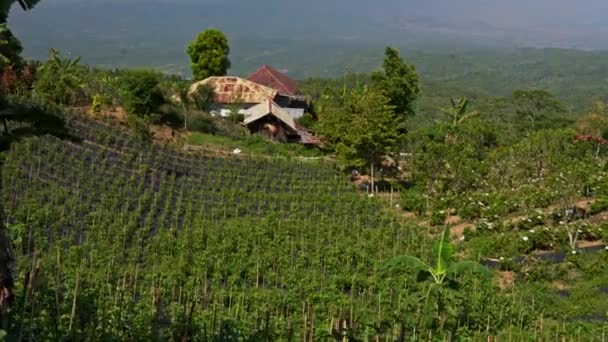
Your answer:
496,271 -> 515,289
575,240 -> 604,249
588,212 -> 608,225
151,125 -> 181,143
550,281 -> 569,291
450,222 -> 475,240
445,215 -> 462,225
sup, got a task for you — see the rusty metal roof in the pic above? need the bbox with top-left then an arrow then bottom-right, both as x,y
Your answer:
190,76 -> 278,104
247,65 -> 298,96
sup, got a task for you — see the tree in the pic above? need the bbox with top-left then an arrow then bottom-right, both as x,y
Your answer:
0,23 -> 24,68
371,47 -> 420,117
1,0 -> 43,23
120,69 -> 164,117
317,87 -> 405,172
186,29 -> 230,81
34,49 -> 84,105
511,89 -> 567,129
0,0 -> 43,66
440,98 -> 479,143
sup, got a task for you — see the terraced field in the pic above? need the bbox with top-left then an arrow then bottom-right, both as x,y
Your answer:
2,115 -> 430,340
3,114 -> 608,340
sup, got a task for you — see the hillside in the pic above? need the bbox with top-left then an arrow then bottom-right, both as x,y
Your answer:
4,1 -> 608,339
3,107 -> 608,339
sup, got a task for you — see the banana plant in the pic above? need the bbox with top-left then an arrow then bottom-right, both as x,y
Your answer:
386,227 -> 490,330
440,98 -> 479,144
386,226 -> 489,286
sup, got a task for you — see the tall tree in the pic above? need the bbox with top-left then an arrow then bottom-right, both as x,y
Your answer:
511,89 -> 567,129
371,47 -> 420,117
186,29 -> 230,81
317,87 -> 405,172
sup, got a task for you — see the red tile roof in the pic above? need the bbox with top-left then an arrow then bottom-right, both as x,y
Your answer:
247,65 -> 298,96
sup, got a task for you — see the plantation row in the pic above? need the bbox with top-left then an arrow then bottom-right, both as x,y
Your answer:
1,120 -> 429,340
3,115 -> 607,340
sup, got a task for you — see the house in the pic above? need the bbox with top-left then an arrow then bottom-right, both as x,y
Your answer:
243,99 -> 322,146
189,76 -> 278,117
247,65 -> 311,113
247,65 -> 298,96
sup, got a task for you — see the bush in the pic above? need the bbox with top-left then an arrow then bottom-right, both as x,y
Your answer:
296,113 -> 316,129
430,210 -> 447,226
190,83 -> 215,111
188,112 -> 217,134
589,197 -> 608,216
399,189 -> 426,214
120,69 -> 164,117
227,111 -> 245,124
126,113 -> 152,142
458,201 -> 482,220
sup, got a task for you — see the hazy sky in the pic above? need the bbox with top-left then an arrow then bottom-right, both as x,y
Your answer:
7,0 -> 608,71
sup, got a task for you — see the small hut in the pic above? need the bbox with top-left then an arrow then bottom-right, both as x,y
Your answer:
243,100 -> 299,142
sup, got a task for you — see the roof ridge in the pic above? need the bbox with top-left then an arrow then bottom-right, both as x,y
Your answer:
266,67 -> 292,97
248,65 -> 297,96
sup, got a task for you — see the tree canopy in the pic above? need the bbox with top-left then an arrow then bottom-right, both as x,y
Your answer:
317,87 -> 406,170
371,47 -> 420,117
186,29 -> 231,81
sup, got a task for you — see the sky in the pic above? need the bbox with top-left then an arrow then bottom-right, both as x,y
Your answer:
6,0 -> 608,72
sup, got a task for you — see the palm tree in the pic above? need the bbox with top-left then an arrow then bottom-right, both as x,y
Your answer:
386,227 -> 489,330
440,98 -> 478,144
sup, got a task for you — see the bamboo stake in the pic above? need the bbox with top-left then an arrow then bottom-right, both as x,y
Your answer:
69,258 -> 84,333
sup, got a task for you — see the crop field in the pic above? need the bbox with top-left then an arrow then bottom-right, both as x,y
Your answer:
2,116 -> 435,340
3,118 -> 608,340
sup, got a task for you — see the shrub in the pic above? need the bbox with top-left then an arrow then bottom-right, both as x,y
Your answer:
589,197 -> 608,216
296,113 -> 316,130
190,83 -> 215,111
91,94 -> 111,113
430,210 -> 447,226
120,69 -> 164,117
188,112 -> 217,134
399,189 -> 425,214
126,113 -> 152,142
458,201 -> 482,220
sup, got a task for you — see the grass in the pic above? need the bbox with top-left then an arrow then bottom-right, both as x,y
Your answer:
188,132 -> 324,158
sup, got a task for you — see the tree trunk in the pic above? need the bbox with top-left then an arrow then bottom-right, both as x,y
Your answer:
0,161 -> 14,307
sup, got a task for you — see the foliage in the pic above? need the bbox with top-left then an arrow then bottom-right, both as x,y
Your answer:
511,89 -> 568,130
119,69 -> 164,117
187,112 -> 217,134
33,49 -> 85,105
189,83 -> 215,111
0,23 -> 23,68
440,97 -> 479,143
317,87 -> 406,170
186,29 -> 230,81
371,47 -> 420,117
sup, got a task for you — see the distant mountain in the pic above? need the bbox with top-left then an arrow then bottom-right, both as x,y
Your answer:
7,0 -> 608,76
